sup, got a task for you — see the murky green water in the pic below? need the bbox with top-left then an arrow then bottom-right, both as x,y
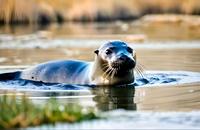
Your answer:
0,21 -> 200,129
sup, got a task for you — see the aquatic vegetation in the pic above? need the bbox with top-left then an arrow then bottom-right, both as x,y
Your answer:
0,94 -> 98,129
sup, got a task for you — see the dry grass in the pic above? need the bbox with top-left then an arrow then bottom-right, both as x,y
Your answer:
0,0 -> 200,24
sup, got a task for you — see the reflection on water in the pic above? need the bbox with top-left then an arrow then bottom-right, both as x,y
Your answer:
93,83 -> 200,111
0,83 -> 200,111
92,85 -> 136,111
1,80 -> 200,112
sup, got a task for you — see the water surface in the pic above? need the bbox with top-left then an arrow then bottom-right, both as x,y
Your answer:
0,21 -> 200,129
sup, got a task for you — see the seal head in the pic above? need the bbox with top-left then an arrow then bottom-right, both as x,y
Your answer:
91,41 -> 136,85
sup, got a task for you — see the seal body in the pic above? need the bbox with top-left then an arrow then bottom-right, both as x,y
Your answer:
1,41 -> 136,85
20,60 -> 93,84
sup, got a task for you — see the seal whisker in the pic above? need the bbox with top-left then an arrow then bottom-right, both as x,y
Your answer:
134,61 -> 145,78
102,67 -> 110,78
102,68 -> 111,84
103,69 -> 111,83
107,68 -> 113,77
102,63 -> 109,67
136,66 -> 144,78
111,69 -> 116,80
135,67 -> 142,78
137,66 -> 144,76
101,63 -> 110,71
137,62 -> 146,71
111,68 -> 117,83
102,65 -> 109,71
114,67 -> 119,75
110,68 -> 115,81
137,63 -> 145,72
104,66 -> 114,82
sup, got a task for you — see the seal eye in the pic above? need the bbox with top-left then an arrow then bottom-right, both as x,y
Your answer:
105,49 -> 112,55
127,47 -> 133,53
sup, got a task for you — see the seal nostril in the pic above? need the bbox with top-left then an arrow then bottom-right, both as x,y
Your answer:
119,55 -> 128,61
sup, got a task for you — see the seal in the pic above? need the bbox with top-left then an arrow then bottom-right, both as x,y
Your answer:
0,41 -> 136,85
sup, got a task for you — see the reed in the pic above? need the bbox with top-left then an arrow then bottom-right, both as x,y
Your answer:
0,94 -> 98,129
0,0 -> 200,24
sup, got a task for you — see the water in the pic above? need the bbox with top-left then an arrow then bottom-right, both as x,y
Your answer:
0,20 -> 200,129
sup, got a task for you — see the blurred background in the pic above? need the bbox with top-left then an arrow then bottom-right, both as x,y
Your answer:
0,0 -> 199,40
0,0 -> 200,72
0,0 -> 200,23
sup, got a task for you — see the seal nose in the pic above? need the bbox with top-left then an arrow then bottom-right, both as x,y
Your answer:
119,55 -> 136,68
119,55 -> 129,61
